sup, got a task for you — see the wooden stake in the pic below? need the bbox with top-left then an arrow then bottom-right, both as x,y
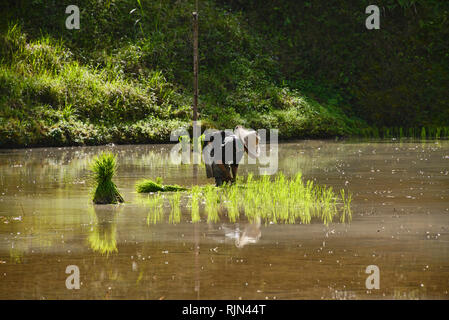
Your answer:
192,11 -> 199,123
192,9 -> 199,180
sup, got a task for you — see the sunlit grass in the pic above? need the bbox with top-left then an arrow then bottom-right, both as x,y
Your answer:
144,172 -> 352,226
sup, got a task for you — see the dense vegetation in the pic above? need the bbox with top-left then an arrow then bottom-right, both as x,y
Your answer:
0,0 -> 447,147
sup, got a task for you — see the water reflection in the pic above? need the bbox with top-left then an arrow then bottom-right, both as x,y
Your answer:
206,217 -> 262,248
221,217 -> 262,248
235,218 -> 262,248
88,205 -> 122,255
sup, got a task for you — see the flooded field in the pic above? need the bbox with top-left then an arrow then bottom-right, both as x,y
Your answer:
0,140 -> 448,299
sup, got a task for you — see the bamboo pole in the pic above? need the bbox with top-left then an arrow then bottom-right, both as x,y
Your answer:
192,7 -> 200,176
192,11 -> 198,124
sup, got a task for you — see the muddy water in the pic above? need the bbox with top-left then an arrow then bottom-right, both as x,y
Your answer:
0,140 -> 448,300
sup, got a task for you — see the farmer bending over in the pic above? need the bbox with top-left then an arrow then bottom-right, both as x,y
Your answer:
204,126 -> 260,186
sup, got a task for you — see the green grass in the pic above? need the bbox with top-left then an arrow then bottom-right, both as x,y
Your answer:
91,152 -> 124,204
145,172 -> 352,225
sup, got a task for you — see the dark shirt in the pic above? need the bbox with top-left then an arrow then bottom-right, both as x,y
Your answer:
211,134 -> 244,165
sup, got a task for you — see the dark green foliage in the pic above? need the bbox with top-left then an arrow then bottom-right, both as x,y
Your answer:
223,0 -> 449,128
91,152 -> 124,204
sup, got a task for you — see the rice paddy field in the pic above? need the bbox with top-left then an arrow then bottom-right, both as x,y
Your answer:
0,140 -> 448,299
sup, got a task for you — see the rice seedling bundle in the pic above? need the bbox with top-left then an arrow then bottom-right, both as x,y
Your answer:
136,178 -> 187,193
91,152 -> 124,204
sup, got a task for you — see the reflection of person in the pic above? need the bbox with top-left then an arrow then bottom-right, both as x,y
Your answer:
204,126 -> 260,186
235,217 -> 261,248
218,217 -> 262,248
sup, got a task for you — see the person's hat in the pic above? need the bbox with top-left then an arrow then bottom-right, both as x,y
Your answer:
234,125 -> 260,159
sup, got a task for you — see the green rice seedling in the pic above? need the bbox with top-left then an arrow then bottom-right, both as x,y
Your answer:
204,185 -> 220,223
302,180 -> 314,224
383,127 -> 390,139
146,193 -> 165,225
421,127 -> 427,140
373,127 -> 380,139
91,152 -> 124,204
260,174 -> 274,219
224,183 -> 240,223
427,126 -> 435,139
169,192 -> 181,224
340,189 -> 352,223
268,188 -> 278,224
189,186 -> 201,222
320,187 -> 336,225
271,174 -> 284,222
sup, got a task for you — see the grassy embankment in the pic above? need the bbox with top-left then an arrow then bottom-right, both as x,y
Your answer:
1,0 -> 447,147
0,0 -> 362,148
